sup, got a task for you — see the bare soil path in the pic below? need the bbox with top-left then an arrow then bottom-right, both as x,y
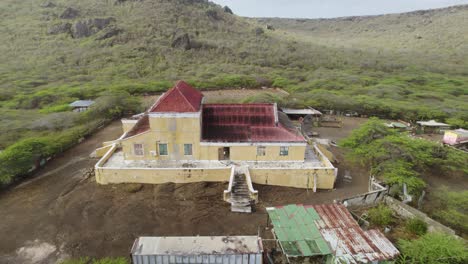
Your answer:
0,118 -> 369,264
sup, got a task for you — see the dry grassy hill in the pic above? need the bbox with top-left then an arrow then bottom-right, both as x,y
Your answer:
0,1 -> 467,150
255,5 -> 468,74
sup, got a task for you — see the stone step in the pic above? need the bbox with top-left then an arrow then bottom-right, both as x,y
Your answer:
231,205 -> 252,213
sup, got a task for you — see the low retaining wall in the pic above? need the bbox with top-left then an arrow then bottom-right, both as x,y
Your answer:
96,166 -> 232,185
249,167 -> 336,189
95,144 -> 232,185
384,196 -> 457,236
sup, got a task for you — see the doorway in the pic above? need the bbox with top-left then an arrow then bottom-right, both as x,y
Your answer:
218,147 -> 230,160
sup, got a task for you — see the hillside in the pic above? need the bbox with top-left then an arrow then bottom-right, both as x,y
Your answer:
255,5 -> 468,74
0,1 -> 467,149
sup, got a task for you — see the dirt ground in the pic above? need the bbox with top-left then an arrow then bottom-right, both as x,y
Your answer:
0,115 -> 370,264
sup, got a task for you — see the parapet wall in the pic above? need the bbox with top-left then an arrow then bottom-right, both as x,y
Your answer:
249,167 -> 336,190
95,143 -> 336,189
96,166 -> 232,185
341,181 -> 388,208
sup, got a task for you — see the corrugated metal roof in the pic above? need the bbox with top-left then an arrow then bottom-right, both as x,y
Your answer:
266,205 -> 332,257
281,108 -> 322,116
416,120 -> 450,127
267,204 -> 399,263
131,236 -> 262,255
125,114 -> 150,138
313,204 -> 399,263
202,104 -> 305,143
150,81 -> 203,112
69,100 -> 94,107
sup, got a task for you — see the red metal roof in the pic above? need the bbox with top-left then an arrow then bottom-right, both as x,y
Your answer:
125,115 -> 150,138
202,104 -> 305,143
311,204 -> 400,263
150,81 -> 203,112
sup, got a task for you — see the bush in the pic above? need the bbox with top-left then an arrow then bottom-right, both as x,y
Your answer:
39,104 -> 72,114
429,187 -> 468,237
0,137 -> 60,183
82,91 -> 141,121
405,218 -> 428,236
340,118 -> 467,194
398,233 -> 468,264
367,204 -> 393,226
241,93 -> 283,104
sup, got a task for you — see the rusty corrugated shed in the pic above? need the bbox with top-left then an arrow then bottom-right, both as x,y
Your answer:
312,204 -> 400,263
267,204 -> 399,263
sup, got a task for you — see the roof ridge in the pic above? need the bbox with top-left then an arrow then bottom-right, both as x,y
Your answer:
174,81 -> 197,111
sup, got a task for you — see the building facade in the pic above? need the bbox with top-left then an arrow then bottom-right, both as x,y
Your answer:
95,81 -> 337,191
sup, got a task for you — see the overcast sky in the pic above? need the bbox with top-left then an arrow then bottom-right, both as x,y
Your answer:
211,0 -> 468,18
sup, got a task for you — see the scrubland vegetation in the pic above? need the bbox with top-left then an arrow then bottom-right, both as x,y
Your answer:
341,118 -> 468,236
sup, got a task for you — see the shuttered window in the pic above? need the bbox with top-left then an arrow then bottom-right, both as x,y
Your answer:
257,146 -> 266,156
134,144 -> 144,156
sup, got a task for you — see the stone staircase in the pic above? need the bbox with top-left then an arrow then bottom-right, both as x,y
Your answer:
224,166 -> 258,213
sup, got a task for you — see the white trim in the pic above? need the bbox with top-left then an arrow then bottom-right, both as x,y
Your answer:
98,166 -> 232,171
121,130 -> 151,141
199,141 -> 306,147
148,111 -> 201,118
121,119 -> 138,124
117,132 -> 128,140
273,103 -> 278,125
250,166 -> 335,170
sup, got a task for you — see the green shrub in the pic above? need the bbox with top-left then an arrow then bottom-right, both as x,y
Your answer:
241,93 -> 283,104
398,233 -> 468,264
429,187 -> 468,237
405,218 -> 428,236
367,204 -> 393,226
272,77 -> 294,88
39,104 -> 73,114
340,118 -> 467,194
0,137 -> 60,183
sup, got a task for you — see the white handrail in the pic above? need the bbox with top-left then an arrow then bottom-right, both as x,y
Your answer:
223,166 -> 236,201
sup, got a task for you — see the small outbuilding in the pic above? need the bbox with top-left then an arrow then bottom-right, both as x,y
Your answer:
281,107 -> 322,120
385,121 -> 410,131
266,204 -> 399,263
131,236 -> 263,264
69,100 -> 95,112
416,120 -> 450,134
443,128 -> 468,146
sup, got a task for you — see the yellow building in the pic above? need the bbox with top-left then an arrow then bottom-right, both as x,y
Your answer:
95,81 -> 337,211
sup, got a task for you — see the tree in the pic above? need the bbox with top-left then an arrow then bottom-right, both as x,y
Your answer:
0,137 -> 59,183
398,233 -> 468,264
82,91 -> 141,121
